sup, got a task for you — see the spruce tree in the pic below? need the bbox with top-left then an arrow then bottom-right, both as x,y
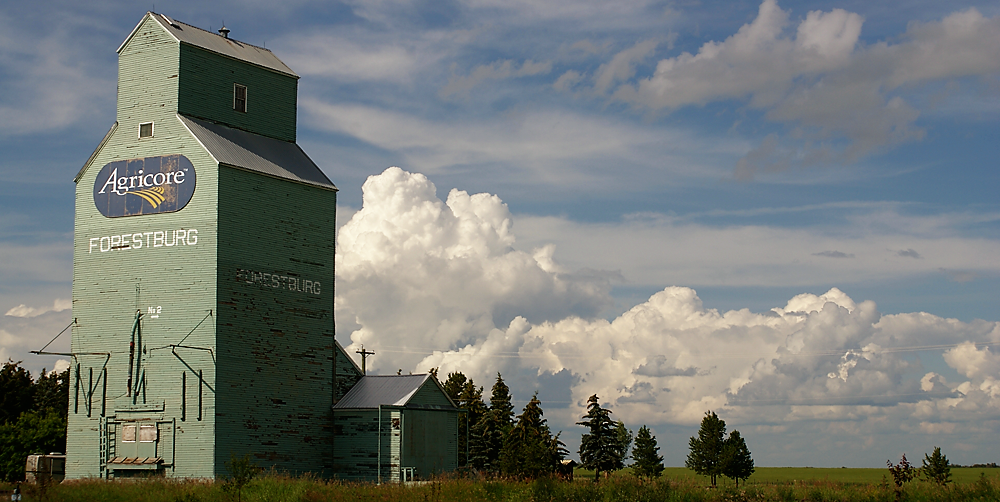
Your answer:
686,411 -> 727,487
631,425 -> 664,479
443,372 -> 486,467
469,373 -> 514,472
577,394 -> 623,481
498,393 -> 559,478
442,372 -> 468,404
921,446 -> 952,486
459,380 -> 487,467
614,420 -> 633,467
722,430 -> 754,487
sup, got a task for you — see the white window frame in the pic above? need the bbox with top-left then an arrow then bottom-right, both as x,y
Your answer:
138,122 -> 154,138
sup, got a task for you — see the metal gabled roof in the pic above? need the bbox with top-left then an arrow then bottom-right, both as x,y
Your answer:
333,374 -> 458,410
178,115 -> 336,190
119,12 -> 297,78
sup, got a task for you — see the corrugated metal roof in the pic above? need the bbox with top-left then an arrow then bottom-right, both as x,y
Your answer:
178,115 -> 336,190
120,13 -> 297,78
334,375 -> 457,410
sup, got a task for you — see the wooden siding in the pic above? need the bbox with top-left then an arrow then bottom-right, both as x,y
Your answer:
116,16 -> 180,140
69,111 -> 221,479
214,165 -> 349,477
409,380 -> 455,408
178,44 -> 297,142
331,409 -> 401,482
402,409 -> 459,479
71,11 -> 459,482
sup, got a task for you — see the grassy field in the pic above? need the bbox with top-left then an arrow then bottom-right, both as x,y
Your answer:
0,467 -> 998,501
636,466 -> 1000,486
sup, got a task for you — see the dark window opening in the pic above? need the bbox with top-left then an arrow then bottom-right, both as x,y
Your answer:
234,84 -> 247,113
139,122 -> 153,138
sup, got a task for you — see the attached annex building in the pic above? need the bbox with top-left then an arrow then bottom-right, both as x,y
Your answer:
67,12 -> 459,481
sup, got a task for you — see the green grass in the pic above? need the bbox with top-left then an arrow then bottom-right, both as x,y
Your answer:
573,466 -> 1000,486
0,468 -> 998,502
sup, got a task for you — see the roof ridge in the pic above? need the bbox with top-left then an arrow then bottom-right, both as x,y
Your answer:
153,12 -> 273,53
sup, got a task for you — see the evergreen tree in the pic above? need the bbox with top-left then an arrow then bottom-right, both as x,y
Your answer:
442,372 -> 468,404
498,393 -> 560,478
460,380 -> 488,429
489,373 -> 514,424
722,430 -> 754,487
458,379 -> 487,467
686,411 -> 727,487
469,373 -> 514,472
631,425 -> 664,479
614,420 -> 633,466
577,394 -> 623,481
442,372 -> 485,466
921,446 -> 952,486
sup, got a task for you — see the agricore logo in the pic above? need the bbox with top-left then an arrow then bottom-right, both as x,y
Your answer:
93,155 -> 196,217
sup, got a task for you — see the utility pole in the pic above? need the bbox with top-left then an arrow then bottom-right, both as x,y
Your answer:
356,345 -> 375,375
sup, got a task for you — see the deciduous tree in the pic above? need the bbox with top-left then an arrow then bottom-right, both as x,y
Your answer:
0,360 -> 33,425
0,361 -> 69,482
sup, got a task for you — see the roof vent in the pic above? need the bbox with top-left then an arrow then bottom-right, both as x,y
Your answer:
218,25 -> 230,38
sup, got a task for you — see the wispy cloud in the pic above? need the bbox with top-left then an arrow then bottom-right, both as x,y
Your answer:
608,1 -> 1000,177
814,250 -> 854,259
440,59 -> 552,98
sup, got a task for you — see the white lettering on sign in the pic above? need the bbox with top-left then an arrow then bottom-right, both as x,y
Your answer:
88,229 -> 198,253
147,306 -> 162,319
98,166 -> 187,197
235,268 -> 322,296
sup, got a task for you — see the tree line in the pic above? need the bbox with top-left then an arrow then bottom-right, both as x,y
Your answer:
441,371 -> 751,482
0,359 -> 69,482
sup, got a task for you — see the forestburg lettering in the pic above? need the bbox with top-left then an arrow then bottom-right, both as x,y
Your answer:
236,268 -> 321,296
88,229 -> 198,253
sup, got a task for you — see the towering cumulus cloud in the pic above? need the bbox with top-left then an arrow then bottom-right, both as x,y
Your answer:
336,167 -> 613,375
337,167 -> 1000,463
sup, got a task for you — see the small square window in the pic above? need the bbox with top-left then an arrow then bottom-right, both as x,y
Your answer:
234,83 -> 247,113
139,425 -> 158,443
122,424 -> 136,442
139,122 -> 154,138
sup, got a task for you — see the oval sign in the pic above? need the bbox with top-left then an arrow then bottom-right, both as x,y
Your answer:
93,155 -> 196,218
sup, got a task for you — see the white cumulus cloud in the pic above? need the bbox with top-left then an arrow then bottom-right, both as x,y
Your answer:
336,167 -> 1000,449
335,167 -> 614,375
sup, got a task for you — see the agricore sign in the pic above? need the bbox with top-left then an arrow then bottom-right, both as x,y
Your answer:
93,155 -> 196,217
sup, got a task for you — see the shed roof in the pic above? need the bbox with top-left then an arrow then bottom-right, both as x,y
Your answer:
179,115 -> 336,190
333,375 -> 458,410
119,12 -> 297,78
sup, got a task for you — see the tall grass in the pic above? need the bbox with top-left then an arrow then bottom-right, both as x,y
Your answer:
1,470 -> 998,502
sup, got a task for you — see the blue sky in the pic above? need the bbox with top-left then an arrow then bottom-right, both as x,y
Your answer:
1,0 -> 999,468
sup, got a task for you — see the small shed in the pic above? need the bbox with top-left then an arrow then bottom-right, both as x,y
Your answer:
332,374 -> 461,482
